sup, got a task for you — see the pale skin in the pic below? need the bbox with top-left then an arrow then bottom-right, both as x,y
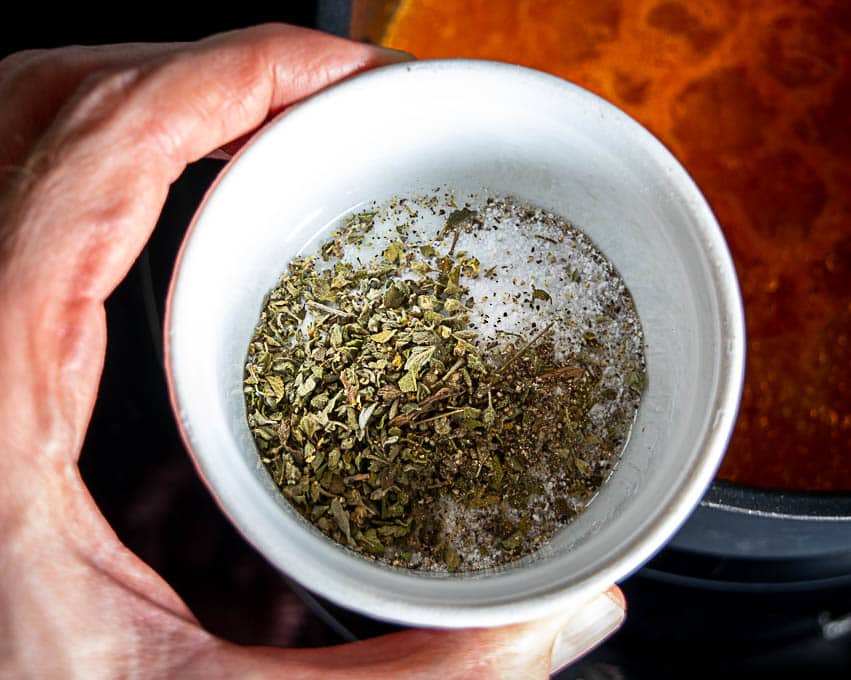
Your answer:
0,25 -> 623,678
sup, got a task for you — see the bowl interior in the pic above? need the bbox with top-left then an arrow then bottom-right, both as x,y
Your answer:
166,60 -> 743,627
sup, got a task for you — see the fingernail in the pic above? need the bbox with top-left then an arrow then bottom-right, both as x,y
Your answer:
604,584 -> 626,610
549,589 -> 626,675
374,45 -> 416,63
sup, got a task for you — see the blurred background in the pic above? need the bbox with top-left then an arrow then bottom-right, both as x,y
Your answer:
3,1 -> 849,677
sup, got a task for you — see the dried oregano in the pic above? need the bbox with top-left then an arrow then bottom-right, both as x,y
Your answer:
244,194 -> 645,571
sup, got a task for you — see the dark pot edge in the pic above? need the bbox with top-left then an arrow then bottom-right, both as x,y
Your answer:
704,480 -> 851,519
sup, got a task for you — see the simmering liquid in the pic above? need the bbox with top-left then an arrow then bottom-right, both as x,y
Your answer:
380,0 -> 851,491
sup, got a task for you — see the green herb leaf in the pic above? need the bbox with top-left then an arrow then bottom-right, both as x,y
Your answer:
383,241 -> 404,263
532,287 -> 551,303
330,497 -> 352,544
370,329 -> 396,343
266,375 -> 285,403
398,371 -> 417,393
404,345 -> 435,374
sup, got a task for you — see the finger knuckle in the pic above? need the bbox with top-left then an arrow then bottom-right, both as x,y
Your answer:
0,46 -> 86,91
19,64 -> 147,179
0,49 -> 50,89
74,64 -> 144,107
0,48 -> 44,72
60,64 -> 145,132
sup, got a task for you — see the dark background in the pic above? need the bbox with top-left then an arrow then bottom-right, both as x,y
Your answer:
0,7 -> 319,52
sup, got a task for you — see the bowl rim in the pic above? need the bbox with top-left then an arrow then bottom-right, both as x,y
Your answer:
164,58 -> 746,627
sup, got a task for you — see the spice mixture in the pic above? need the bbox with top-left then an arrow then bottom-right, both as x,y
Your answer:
244,193 -> 645,571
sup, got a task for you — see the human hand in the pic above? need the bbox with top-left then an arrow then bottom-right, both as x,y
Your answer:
0,25 -> 625,678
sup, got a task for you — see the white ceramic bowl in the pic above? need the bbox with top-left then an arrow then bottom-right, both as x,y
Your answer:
165,59 -> 745,628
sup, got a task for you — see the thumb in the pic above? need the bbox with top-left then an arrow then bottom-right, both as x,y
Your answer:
186,587 -> 625,679
549,587 -> 626,675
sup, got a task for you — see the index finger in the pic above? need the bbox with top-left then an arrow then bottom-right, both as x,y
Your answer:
0,42 -> 186,168
0,25 -> 409,465
6,24 -> 409,302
